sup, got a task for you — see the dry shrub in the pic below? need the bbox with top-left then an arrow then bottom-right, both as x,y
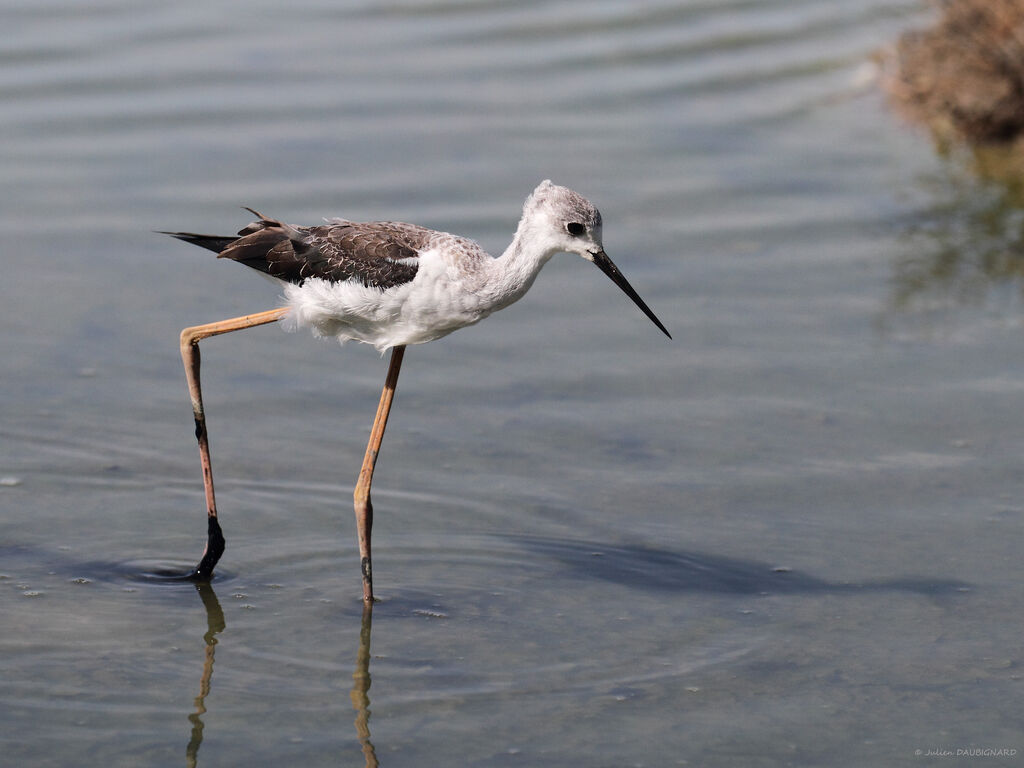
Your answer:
883,0 -> 1024,143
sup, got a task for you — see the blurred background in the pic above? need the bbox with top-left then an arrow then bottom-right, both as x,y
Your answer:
2,1 -> 1022,765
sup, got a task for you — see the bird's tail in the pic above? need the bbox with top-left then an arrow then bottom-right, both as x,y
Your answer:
159,209 -> 304,284
157,231 -> 237,254
158,207 -> 289,257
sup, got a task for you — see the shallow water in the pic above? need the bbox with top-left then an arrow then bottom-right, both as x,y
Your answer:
2,1 -> 1023,765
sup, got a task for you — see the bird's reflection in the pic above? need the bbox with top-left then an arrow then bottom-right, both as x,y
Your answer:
183,582 -> 378,767
186,581 -> 225,768
350,604 -> 378,767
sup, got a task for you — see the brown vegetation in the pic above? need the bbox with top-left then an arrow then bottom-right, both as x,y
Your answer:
882,0 -> 1024,144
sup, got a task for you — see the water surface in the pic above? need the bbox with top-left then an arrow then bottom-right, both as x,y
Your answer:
2,1 -> 1022,765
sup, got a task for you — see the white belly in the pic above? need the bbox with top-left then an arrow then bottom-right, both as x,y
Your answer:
280,251 -> 494,351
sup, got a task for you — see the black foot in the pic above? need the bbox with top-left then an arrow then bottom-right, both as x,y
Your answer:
190,517 -> 226,581
360,557 -> 377,603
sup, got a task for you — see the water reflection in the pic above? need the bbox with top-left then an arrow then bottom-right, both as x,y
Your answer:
186,582 -> 225,768
182,584 -> 378,767
893,145 -> 1024,314
350,604 -> 378,768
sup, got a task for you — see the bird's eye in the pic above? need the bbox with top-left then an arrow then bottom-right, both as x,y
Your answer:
566,222 -> 585,237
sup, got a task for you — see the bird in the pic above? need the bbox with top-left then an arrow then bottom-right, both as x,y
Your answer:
162,180 -> 670,603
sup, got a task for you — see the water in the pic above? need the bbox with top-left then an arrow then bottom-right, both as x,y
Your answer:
2,1 -> 1022,765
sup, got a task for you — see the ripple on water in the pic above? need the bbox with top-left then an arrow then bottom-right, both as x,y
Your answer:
113,558 -> 236,585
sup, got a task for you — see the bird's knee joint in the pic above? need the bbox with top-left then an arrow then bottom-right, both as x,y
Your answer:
180,326 -> 208,354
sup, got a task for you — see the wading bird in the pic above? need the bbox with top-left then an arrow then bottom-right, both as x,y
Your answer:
163,180 -> 670,602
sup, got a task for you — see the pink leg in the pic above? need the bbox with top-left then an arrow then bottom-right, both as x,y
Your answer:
179,308 -> 288,579
353,345 -> 406,603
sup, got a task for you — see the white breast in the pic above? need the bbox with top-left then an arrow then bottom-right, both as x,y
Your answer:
280,246 -> 496,352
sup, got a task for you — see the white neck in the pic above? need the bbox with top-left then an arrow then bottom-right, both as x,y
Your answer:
483,216 -> 560,311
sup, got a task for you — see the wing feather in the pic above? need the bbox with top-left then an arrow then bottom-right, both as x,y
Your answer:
215,215 -> 426,289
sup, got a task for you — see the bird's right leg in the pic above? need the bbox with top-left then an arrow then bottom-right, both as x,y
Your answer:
353,345 -> 406,603
180,308 -> 289,580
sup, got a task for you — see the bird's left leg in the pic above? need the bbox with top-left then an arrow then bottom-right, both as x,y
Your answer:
180,307 -> 289,580
353,345 -> 406,603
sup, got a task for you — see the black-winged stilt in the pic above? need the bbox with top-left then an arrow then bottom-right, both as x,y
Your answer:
162,180 -> 670,602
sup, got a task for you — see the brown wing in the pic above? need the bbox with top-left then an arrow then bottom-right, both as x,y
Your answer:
214,214 -> 426,289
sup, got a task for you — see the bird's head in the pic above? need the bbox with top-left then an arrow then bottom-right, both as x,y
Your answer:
524,180 -> 672,339
524,179 -> 605,258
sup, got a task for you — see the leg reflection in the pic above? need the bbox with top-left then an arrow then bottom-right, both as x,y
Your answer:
186,581 -> 225,768
350,603 -> 378,767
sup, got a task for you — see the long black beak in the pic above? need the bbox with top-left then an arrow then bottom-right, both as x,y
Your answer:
589,250 -> 672,339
